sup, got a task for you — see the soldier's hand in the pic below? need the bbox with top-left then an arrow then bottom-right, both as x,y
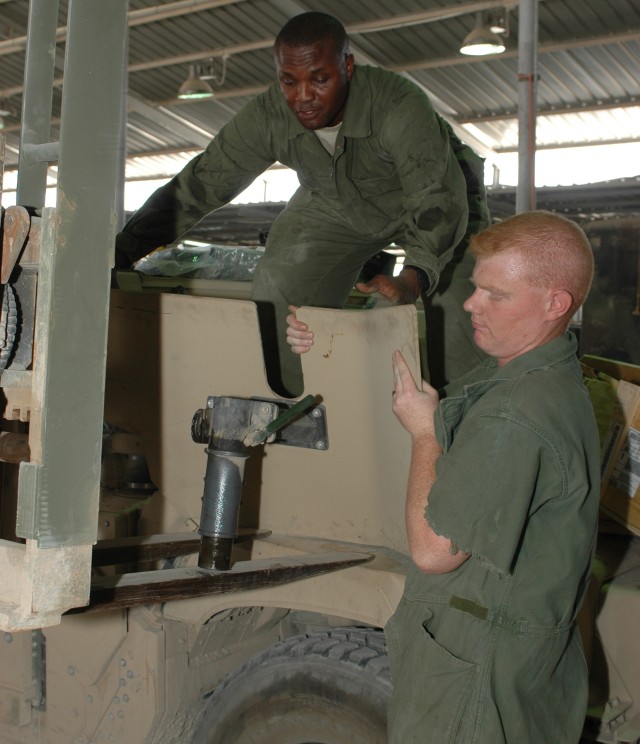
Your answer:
355,269 -> 421,305
286,305 -> 314,354
392,350 -> 438,439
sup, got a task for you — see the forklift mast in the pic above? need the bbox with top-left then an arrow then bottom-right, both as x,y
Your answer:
0,0 -> 128,630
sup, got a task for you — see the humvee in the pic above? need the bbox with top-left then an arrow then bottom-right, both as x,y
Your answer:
0,2 -> 638,742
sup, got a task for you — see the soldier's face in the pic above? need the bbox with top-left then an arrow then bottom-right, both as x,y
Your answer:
464,251 -> 557,366
275,41 -> 354,130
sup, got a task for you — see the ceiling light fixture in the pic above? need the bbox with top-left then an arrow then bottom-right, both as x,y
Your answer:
460,11 -> 506,56
178,64 -> 215,100
177,56 -> 228,100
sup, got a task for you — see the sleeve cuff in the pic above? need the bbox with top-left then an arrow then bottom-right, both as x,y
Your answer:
403,264 -> 430,294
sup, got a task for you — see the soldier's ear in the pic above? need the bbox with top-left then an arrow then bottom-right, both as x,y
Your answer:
345,54 -> 355,81
547,289 -> 573,320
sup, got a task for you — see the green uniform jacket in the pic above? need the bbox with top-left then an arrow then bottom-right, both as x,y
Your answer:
117,65 -> 480,289
117,65 -> 488,394
386,333 -> 601,744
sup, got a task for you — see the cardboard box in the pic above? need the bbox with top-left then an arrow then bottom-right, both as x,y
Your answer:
582,355 -> 640,535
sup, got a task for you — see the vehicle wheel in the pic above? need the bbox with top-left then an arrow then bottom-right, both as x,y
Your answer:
0,283 -> 17,372
191,627 -> 392,744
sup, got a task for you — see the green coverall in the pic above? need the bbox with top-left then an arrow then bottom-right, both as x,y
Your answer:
116,65 -> 490,395
386,333 -> 601,743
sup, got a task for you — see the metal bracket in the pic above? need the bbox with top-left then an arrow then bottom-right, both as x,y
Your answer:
192,395 -> 328,451
254,397 -> 329,451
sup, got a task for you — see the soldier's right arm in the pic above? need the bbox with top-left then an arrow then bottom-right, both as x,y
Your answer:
115,96 -> 277,267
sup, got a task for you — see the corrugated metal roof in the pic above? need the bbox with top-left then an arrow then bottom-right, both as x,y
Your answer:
0,0 -> 638,197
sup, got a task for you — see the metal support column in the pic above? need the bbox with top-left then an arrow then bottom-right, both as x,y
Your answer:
16,0 -> 60,209
0,0 -> 130,630
516,0 -> 538,213
16,0 -> 129,549
116,34 -> 129,231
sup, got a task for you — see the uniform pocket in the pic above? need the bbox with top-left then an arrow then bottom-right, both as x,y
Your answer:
351,174 -> 399,198
387,603 -> 478,744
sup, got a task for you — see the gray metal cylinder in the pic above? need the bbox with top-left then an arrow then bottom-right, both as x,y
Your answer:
198,448 -> 248,570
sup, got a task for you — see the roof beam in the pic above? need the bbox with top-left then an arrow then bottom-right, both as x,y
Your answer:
145,34 -> 640,113
1,0 -> 637,99
392,29 -> 640,74
456,98 -> 640,124
0,0 -> 250,56
0,0 -> 522,57
495,135 -> 640,153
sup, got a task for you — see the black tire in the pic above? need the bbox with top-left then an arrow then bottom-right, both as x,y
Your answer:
0,283 -> 17,372
192,627 -> 392,744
